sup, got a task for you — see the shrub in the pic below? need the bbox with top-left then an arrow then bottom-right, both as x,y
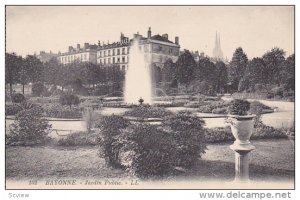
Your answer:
228,99 -> 250,116
204,119 -> 287,143
59,93 -> 80,109
11,93 -> 25,103
98,113 -> 207,178
7,106 -> 52,145
42,103 -> 82,118
56,131 -> 98,146
96,115 -> 130,168
212,107 -> 228,114
52,89 -> 63,96
252,119 -> 287,139
204,127 -> 233,143
249,101 -> 272,115
124,105 -> 173,118
5,103 -> 23,115
270,86 -> 284,97
32,82 -> 46,97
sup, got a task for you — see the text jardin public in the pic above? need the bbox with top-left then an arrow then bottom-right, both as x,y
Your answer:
44,179 -> 138,185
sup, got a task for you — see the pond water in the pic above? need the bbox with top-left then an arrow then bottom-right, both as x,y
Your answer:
6,99 -> 294,136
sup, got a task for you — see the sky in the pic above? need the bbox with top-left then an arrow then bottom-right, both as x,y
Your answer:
6,6 -> 294,59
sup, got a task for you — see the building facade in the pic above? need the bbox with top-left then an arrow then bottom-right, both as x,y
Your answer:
97,27 -> 180,70
58,43 -> 97,65
36,51 -> 58,63
58,28 -> 180,69
97,33 -> 130,70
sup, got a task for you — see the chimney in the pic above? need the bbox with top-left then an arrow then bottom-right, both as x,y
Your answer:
77,44 -> 80,50
84,43 -> 89,49
162,34 -> 168,40
98,40 -> 101,47
68,46 -> 73,52
120,32 -> 124,42
148,27 -> 151,38
175,36 -> 179,45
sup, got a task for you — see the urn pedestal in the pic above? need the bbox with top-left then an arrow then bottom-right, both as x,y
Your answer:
228,114 -> 256,182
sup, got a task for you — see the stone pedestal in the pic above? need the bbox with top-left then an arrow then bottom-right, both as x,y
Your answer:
230,142 -> 255,182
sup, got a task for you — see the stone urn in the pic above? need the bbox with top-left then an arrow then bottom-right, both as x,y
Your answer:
227,114 -> 256,150
227,99 -> 256,182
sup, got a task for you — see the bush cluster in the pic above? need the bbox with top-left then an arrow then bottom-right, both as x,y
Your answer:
124,105 -> 173,118
42,103 -> 82,118
7,105 -> 52,145
11,93 -> 25,103
197,100 -> 229,113
5,103 -> 23,115
97,113 -> 207,178
56,131 -> 98,146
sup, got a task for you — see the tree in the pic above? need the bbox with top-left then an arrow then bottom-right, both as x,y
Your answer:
228,47 -> 248,91
162,58 -> 175,83
196,57 -> 218,94
5,53 -> 22,95
174,50 -> 196,87
262,47 -> 285,86
215,61 -> 228,93
25,55 -> 44,83
244,57 -> 266,90
59,93 -> 80,109
280,54 -> 294,91
43,58 -> 62,86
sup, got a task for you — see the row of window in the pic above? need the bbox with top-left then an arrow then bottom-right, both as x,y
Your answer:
61,53 -> 88,63
98,56 -> 128,65
98,47 -> 129,57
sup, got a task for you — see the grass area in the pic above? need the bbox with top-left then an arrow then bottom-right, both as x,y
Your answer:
6,139 -> 294,182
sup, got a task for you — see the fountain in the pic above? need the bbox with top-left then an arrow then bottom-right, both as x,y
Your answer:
124,40 -> 152,104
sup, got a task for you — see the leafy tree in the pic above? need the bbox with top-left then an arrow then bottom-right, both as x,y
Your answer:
174,50 -> 196,87
5,53 -> 22,95
196,57 -> 218,94
43,58 -> 62,86
228,47 -> 248,91
244,57 -> 266,89
162,58 -> 175,83
262,47 -> 285,86
24,55 -> 44,83
280,54 -> 294,91
215,61 -> 228,93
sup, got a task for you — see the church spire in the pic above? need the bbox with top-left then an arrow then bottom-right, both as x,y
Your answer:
212,31 -> 223,61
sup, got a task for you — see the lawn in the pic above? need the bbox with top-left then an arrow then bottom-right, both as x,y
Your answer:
6,138 -> 294,189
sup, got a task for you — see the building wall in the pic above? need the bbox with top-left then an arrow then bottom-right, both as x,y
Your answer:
58,50 -> 97,64
97,45 -> 130,70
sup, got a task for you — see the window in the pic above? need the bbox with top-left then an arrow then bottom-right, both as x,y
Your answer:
108,58 -> 111,64
104,59 -> 106,64
113,49 -> 115,56
122,56 -> 125,62
108,50 -> 111,56
117,49 -> 120,55
122,48 -> 125,55
113,57 -> 115,64
117,57 -> 120,63
104,51 -> 106,57
122,65 -> 126,71
84,54 -> 87,60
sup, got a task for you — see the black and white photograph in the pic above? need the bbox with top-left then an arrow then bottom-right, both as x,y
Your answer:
4,5 -> 295,191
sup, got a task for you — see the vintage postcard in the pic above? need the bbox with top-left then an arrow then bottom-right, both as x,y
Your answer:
5,5 -> 295,190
